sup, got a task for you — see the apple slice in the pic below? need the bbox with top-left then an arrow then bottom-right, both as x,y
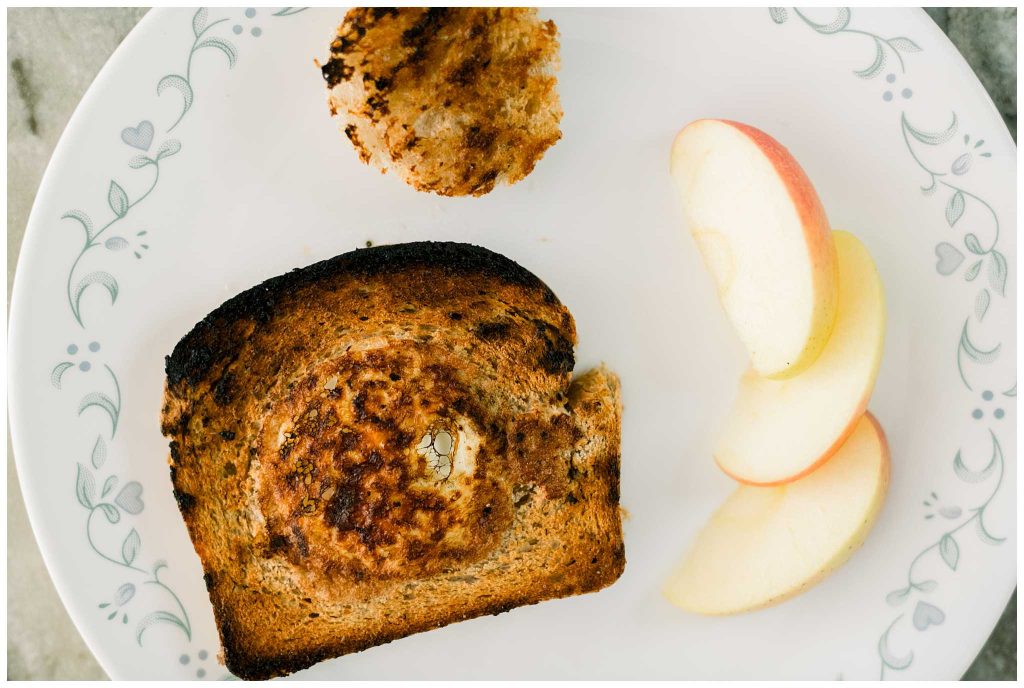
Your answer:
671,119 -> 838,379
715,230 -> 886,485
665,413 -> 890,615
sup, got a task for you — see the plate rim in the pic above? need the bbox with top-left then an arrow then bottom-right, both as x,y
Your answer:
8,6 -> 1016,680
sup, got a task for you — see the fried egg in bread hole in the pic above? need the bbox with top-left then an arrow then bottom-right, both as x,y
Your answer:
255,342 -> 513,582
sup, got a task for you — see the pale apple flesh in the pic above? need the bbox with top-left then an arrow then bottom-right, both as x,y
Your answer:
665,413 -> 890,615
714,231 -> 886,486
670,119 -> 838,379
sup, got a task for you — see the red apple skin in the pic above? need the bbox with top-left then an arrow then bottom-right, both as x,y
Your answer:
671,119 -> 839,379
712,230 -> 885,487
719,120 -> 838,378
715,390 -> 870,487
666,412 -> 891,615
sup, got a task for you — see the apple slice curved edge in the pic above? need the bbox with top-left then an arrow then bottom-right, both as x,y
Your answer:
665,413 -> 890,615
715,230 -> 886,486
670,119 -> 838,379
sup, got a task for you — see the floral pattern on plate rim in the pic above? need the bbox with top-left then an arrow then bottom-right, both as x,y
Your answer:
48,8 -> 306,680
36,7 -> 1012,680
771,7 -> 1013,680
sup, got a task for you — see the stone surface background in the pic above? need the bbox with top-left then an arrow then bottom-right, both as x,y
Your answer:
6,7 -> 1016,680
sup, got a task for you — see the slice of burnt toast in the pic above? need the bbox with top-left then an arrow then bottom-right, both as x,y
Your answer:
162,242 -> 624,679
321,8 -> 563,197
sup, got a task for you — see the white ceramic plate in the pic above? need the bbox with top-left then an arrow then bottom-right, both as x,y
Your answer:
10,7 -> 1016,680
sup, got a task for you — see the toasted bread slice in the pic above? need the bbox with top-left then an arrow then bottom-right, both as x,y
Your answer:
162,242 -> 624,679
321,8 -> 562,197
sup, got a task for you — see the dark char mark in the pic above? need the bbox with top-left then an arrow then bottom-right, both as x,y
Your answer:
400,7 -> 449,64
165,242 -> 561,388
533,319 -> 575,375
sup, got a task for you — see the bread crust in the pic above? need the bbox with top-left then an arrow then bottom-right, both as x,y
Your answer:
321,8 -> 563,197
162,242 -> 623,679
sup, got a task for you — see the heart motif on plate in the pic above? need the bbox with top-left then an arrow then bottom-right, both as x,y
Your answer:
114,481 -> 145,514
934,242 -> 965,276
912,601 -> 946,630
120,120 -> 154,151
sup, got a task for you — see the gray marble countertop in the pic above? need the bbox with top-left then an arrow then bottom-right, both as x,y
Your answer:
6,7 -> 1016,680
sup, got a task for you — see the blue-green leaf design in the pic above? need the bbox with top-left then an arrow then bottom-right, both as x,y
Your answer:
975,517 -> 1005,546
108,181 -> 129,218
854,39 -> 886,78
938,534 -> 959,570
91,436 -> 107,469
155,139 -> 181,160
157,75 -> 194,116
137,610 -> 190,645
885,587 -> 910,606
195,37 -> 237,68
272,7 -> 308,16
192,7 -> 208,37
889,36 -> 921,52
951,153 -> 971,175
878,617 -> 913,671
945,191 -> 965,226
78,392 -> 119,435
915,580 -> 937,592
964,260 -> 982,281
101,475 -> 118,498
127,155 -> 153,169
75,463 -> 95,508
61,210 -> 95,241
954,432 -> 1001,483
904,112 -> 958,145
98,503 -> 121,523
975,289 -> 990,320
50,361 -> 74,389
73,271 -> 119,320
104,236 -> 129,251
769,7 -> 788,24
122,528 -> 141,566
1003,384 -> 1016,397
801,7 -> 850,34
988,250 -> 1007,296
959,320 -> 1000,364
963,234 -> 983,254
